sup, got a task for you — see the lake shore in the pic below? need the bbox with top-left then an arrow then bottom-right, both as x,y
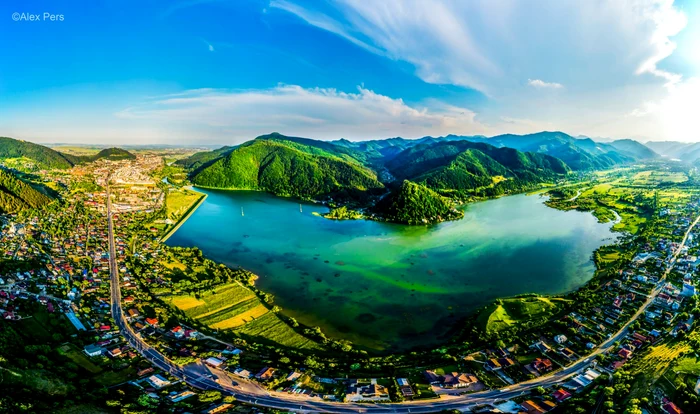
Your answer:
160,189 -> 208,243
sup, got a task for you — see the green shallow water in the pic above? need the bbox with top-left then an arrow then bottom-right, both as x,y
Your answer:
167,189 -> 617,351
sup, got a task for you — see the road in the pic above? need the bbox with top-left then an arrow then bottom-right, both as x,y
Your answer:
105,183 -> 700,413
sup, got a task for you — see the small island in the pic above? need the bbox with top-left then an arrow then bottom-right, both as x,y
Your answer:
322,206 -> 364,220
372,180 -> 464,225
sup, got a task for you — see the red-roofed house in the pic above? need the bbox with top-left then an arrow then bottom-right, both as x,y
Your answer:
553,389 -> 572,402
145,317 -> 158,327
171,326 -> 184,338
532,358 -> 553,373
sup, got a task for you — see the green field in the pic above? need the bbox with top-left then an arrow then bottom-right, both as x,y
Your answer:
631,170 -> 688,185
58,344 -> 102,374
164,283 -> 322,349
673,356 -> 700,375
477,296 -> 568,333
165,188 -> 204,221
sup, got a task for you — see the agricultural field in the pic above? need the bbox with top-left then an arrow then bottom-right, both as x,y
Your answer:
630,170 -> 688,186
235,312 -> 321,349
627,339 -> 692,398
164,282 -> 322,349
50,146 -> 101,156
477,296 -> 568,333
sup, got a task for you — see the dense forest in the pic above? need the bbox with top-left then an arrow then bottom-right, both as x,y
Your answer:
0,137 -> 76,169
373,180 -> 463,224
191,139 -> 384,200
0,169 -> 53,213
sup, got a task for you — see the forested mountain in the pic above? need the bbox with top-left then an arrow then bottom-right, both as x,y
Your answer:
191,139 -> 384,199
608,139 -> 658,159
478,132 -> 639,170
386,141 -> 569,191
0,137 -> 76,169
0,169 -> 52,213
180,131 -> 655,224
373,180 -> 463,224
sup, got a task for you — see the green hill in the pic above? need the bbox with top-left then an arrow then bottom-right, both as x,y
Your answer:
191,139 -> 384,199
373,180 -> 463,224
78,147 -> 135,162
482,132 -> 637,170
386,141 -> 569,196
477,296 -> 569,334
0,169 -> 53,213
0,137 -> 76,169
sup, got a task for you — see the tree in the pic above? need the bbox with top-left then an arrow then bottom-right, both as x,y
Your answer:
532,386 -> 546,395
198,390 -> 222,403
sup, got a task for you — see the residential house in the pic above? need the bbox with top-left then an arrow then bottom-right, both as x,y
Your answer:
345,382 -> 390,402
520,400 -> 547,414
83,344 -> 102,357
442,372 -> 478,388
397,378 -> 414,399
554,334 -> 567,344
146,374 -> 171,389
532,358 -> 553,373
255,367 -> 276,381
553,389 -> 572,402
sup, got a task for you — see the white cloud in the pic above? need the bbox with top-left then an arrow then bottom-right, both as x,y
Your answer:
201,38 -> 215,52
528,79 -> 563,89
115,85 -> 496,142
634,0 -> 687,84
656,77 -> 700,141
270,0 -> 688,103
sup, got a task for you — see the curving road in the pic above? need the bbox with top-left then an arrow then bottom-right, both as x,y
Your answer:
106,183 -> 700,413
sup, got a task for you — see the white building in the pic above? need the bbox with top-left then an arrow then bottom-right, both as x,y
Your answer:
146,374 -> 171,389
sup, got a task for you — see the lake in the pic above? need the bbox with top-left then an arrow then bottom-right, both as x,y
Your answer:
166,189 -> 617,351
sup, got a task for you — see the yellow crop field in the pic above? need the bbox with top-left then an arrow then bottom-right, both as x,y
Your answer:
210,304 -> 269,329
170,296 -> 206,310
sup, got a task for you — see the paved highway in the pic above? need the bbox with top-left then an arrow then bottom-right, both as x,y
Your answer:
105,184 -> 700,413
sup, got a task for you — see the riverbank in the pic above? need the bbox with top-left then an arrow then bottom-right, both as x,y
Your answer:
160,189 -> 207,243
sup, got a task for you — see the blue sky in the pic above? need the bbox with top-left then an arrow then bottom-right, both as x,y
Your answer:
0,0 -> 698,144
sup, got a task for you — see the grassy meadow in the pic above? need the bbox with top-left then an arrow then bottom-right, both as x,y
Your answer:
165,188 -> 204,221
477,295 -> 569,333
